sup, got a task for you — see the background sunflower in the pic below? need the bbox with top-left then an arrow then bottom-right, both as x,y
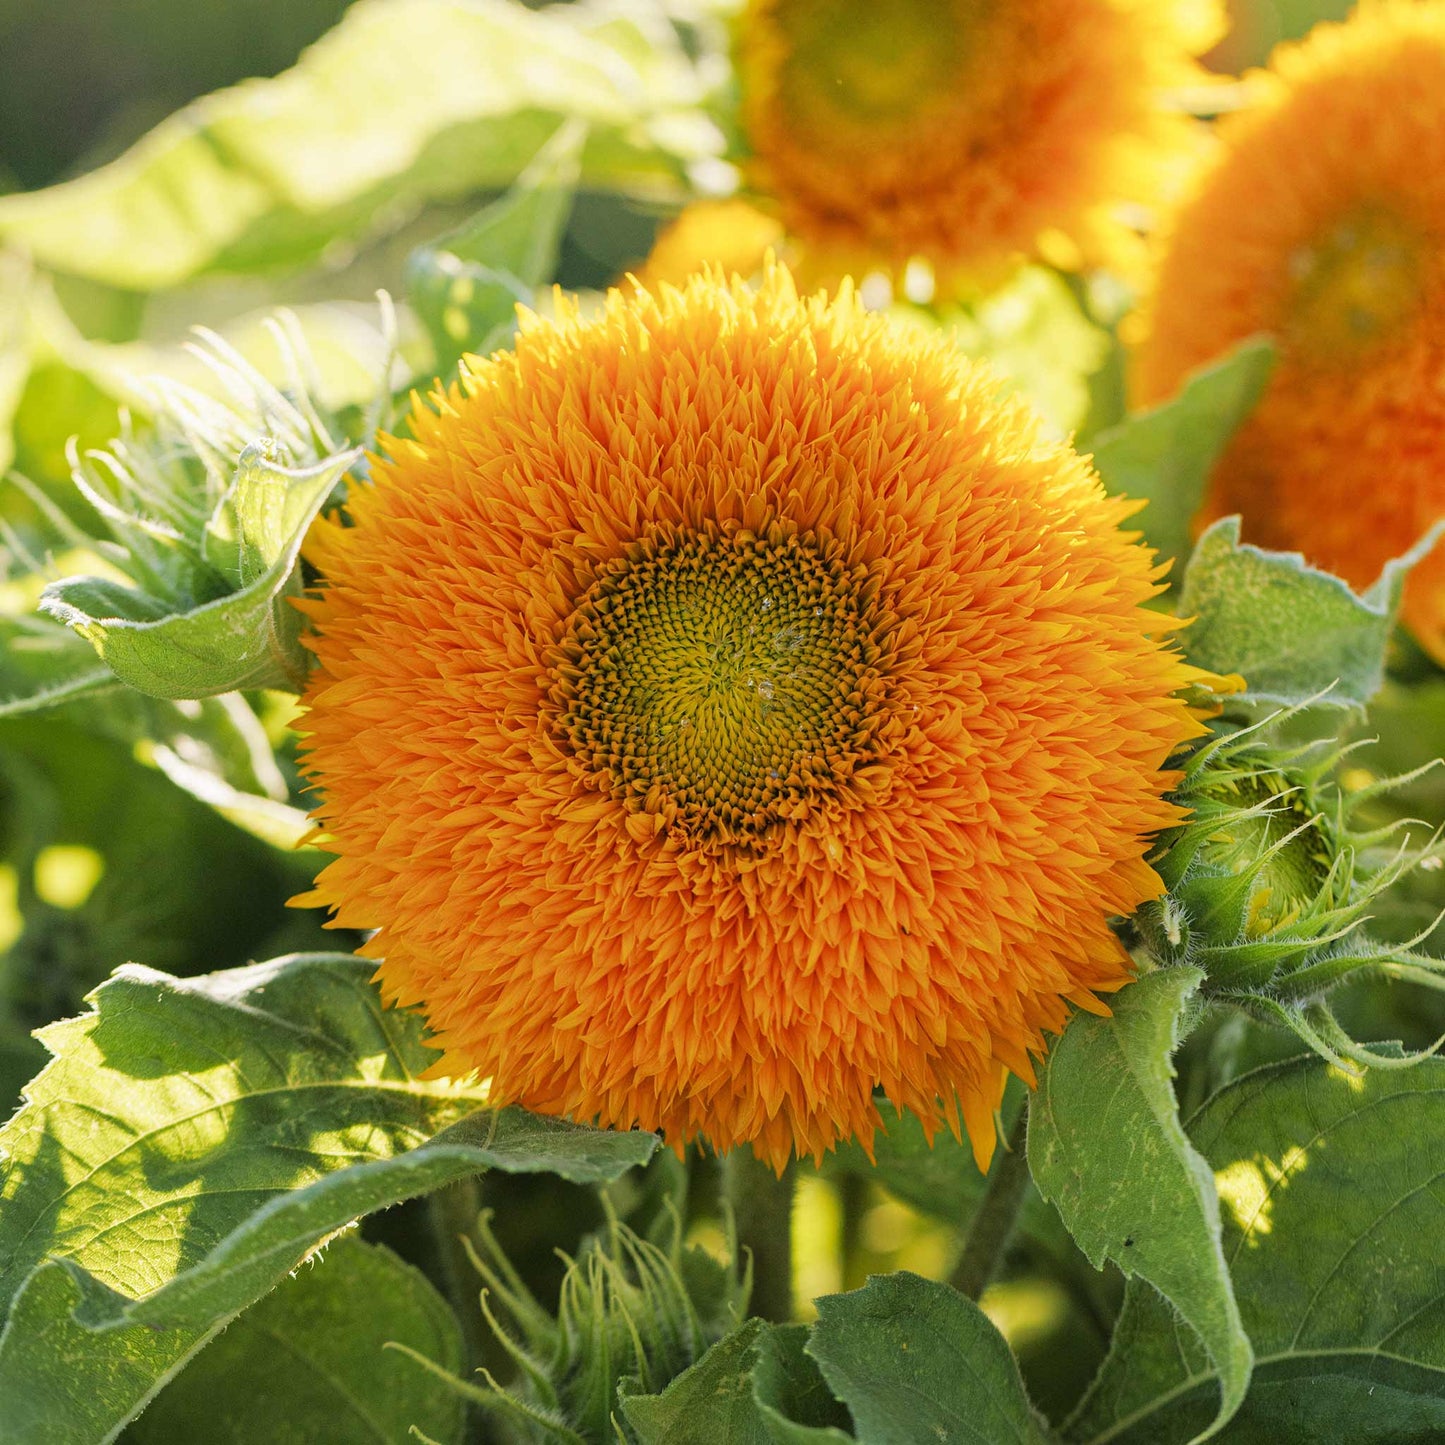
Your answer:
1137,0 -> 1445,658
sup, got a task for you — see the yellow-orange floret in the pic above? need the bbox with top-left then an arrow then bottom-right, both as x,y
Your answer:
1137,0 -> 1445,658
297,262 -> 1207,1172
734,0 -> 1222,288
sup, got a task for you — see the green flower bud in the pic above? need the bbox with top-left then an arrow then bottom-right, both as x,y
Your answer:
402,1193 -> 748,1444
1135,716 -> 1444,1072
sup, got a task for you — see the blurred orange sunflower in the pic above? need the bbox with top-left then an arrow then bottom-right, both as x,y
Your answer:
297,263 -> 1207,1172
728,0 -> 1223,289
1137,1 -> 1445,657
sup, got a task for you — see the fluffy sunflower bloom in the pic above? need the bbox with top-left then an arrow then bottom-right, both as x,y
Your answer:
1136,1 -> 1445,658
296,263 -> 1208,1171
731,0 -> 1223,289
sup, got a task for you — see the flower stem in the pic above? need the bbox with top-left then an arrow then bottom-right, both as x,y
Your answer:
427,1176 -> 489,1372
724,1149 -> 796,1322
948,1101 -> 1031,1301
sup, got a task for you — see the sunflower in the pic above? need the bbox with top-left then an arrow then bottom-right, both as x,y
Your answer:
297,263 -> 1207,1172
1136,1 -> 1445,658
732,0 -> 1223,289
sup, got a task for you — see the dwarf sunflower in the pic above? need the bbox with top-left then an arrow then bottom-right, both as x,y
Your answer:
297,263 -> 1207,1172
1136,1 -> 1445,658
734,0 -> 1222,288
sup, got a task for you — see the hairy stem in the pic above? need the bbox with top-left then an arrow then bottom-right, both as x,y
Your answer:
724,1149 -> 796,1323
948,1101 -> 1031,1301
427,1176 -> 489,1373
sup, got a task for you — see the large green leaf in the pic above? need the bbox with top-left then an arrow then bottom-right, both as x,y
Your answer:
1028,969 -> 1252,1442
128,1235 -> 465,1444
804,1273 -> 1052,1445
1178,516 -> 1431,710
620,1318 -> 773,1445
40,443 -> 355,697
1067,1056 -> 1445,1444
0,0 -> 722,291
0,952 -> 656,1444
1090,339 -> 1274,576
750,1324 -> 854,1445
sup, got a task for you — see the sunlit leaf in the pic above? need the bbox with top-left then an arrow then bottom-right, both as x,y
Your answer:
0,252 -> 29,477
1090,338 -> 1274,574
0,0 -> 723,291
1028,968 -> 1252,1442
1066,1056 -> 1445,1444
407,120 -> 585,377
0,953 -> 656,1444
940,266 -> 1110,436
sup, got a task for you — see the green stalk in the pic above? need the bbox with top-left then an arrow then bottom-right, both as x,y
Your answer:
724,1149 -> 796,1323
427,1176 -> 490,1374
947,1102 -> 1031,1301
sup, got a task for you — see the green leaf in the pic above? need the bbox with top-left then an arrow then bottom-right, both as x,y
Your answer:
620,1318 -> 773,1445
1091,338 -> 1274,575
0,628 -> 299,831
40,443 -> 355,696
0,952 -> 656,1444
407,120 -> 585,377
0,713 -> 327,1041
0,0 -> 722,291
751,1324 -> 854,1445
804,1272 -> 1052,1445
1177,516 -> 1433,710
1067,1056 -> 1445,1444
128,1235 -> 466,1445
1027,969 -> 1252,1442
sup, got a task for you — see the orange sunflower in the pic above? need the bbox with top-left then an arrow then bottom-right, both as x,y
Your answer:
1136,1 -> 1445,658
730,0 -> 1223,289
297,263 -> 1207,1171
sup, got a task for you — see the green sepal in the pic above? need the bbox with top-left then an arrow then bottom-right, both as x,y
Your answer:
22,318 -> 381,703
407,1198 -> 749,1443
43,443 -> 356,696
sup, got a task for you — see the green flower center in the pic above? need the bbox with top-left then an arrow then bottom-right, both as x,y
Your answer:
551,523 -> 894,849
774,0 -> 979,141
1286,207 -> 1425,361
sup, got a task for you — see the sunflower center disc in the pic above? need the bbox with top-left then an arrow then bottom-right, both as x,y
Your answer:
551,524 -> 892,849
1286,206 -> 1425,360
776,0 -> 972,139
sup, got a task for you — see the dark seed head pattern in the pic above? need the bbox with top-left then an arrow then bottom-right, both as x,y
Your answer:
549,521 -> 894,852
